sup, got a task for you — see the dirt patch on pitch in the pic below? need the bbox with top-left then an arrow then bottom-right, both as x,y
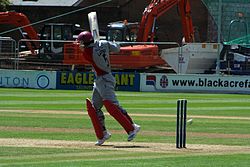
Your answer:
0,138 -> 250,155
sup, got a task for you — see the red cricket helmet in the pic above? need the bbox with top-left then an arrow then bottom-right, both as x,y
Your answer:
77,31 -> 94,44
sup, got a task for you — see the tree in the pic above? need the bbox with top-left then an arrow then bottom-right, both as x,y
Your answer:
0,0 -> 10,12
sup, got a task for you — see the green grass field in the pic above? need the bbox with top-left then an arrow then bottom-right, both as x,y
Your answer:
0,88 -> 250,166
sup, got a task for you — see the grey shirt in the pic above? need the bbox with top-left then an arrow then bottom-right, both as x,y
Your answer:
92,40 -> 120,74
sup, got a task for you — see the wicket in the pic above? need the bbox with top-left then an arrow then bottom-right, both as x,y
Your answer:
176,99 -> 187,148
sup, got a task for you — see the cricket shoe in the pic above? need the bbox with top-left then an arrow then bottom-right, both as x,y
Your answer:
95,131 -> 111,146
127,124 -> 140,141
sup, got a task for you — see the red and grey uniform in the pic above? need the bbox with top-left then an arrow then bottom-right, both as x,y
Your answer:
84,40 -> 134,136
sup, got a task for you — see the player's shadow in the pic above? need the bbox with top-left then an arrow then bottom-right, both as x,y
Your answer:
101,145 -> 149,149
114,145 -> 149,149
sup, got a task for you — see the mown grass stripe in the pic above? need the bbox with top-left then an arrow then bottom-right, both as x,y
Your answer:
1,105 -> 249,111
0,101 -> 82,105
0,109 -> 250,120
1,126 -> 250,139
0,151 -> 127,161
0,154 -> 176,166
2,100 -> 248,104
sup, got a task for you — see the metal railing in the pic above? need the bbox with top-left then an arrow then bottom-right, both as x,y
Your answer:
0,37 -> 17,69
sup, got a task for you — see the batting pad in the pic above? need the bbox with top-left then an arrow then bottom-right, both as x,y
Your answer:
86,98 -> 104,139
103,100 -> 134,134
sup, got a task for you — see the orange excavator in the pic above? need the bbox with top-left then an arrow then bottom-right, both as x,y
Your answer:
63,0 -> 194,70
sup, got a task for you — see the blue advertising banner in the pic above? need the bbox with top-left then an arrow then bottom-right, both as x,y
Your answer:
56,71 -> 140,91
0,69 -> 56,89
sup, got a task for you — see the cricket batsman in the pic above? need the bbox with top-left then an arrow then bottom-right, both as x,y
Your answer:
77,31 -> 140,146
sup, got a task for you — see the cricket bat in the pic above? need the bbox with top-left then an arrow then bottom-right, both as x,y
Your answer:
88,12 -> 100,41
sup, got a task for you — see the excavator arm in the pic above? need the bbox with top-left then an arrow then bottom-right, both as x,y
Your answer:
137,0 -> 194,42
178,0 -> 194,43
0,12 -> 39,54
